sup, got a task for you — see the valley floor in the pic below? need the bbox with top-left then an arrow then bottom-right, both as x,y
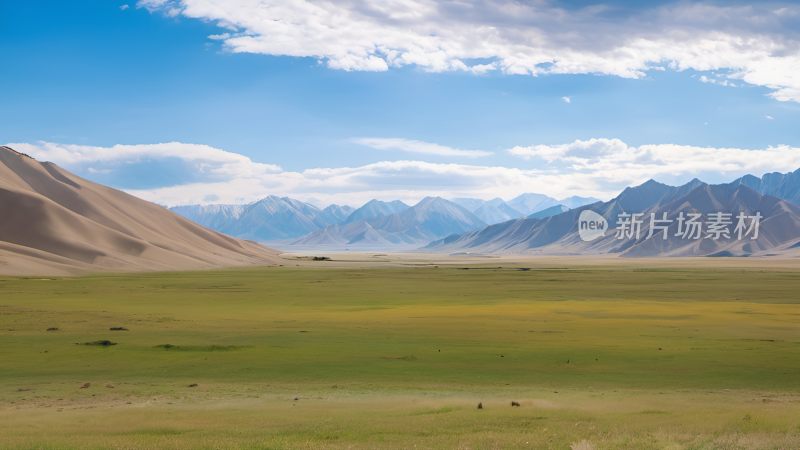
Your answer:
1,258 -> 799,449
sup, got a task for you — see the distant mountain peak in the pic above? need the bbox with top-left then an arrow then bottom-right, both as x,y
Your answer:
449,197 -> 526,225
508,192 -> 561,216
343,199 -> 409,224
415,196 -> 449,207
558,195 -> 601,209
640,178 -> 666,187
729,168 -> 800,205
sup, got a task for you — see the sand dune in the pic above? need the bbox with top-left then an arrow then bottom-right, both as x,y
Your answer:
0,146 -> 282,275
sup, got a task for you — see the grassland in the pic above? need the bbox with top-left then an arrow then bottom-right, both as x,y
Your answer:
1,259 -> 800,449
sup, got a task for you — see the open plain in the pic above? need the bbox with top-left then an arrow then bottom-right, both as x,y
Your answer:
2,255 -> 800,449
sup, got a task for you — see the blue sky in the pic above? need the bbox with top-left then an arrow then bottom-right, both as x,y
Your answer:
3,1 -> 800,206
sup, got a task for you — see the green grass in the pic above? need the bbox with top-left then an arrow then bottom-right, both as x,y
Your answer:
1,263 -> 800,448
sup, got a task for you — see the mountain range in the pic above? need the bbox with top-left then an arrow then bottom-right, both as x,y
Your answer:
427,175 -> 800,257
731,169 -> 800,205
343,199 -> 408,224
171,196 -> 355,241
171,193 -> 598,246
293,197 -> 487,249
0,146 -> 280,275
2,142 -> 799,269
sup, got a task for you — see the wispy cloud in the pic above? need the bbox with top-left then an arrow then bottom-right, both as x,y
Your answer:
353,137 -> 492,158
11,139 -> 800,207
561,96 -> 571,104
698,75 -> 738,88
139,0 -> 800,102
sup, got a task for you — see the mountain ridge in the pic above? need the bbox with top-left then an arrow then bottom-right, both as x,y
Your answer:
171,194 -> 596,244
293,197 -> 486,248
426,178 -> 800,257
0,146 -> 281,275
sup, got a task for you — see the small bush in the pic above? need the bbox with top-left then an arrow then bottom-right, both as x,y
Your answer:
78,340 -> 117,346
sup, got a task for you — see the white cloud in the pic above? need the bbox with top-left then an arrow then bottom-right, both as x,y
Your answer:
766,115 -> 775,120
120,4 -> 130,11
136,0 -> 169,10
353,137 -> 492,158
561,96 -> 571,104
510,138 -> 629,163
508,138 -> 800,185
698,74 -> 737,88
10,139 -> 800,208
123,159 -> 611,208
8,141 -> 282,181
138,0 -> 800,102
